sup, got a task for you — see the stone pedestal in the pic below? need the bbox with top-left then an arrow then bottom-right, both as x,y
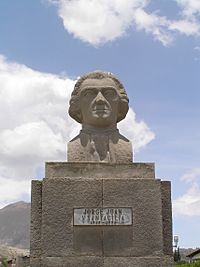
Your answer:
30,162 -> 173,267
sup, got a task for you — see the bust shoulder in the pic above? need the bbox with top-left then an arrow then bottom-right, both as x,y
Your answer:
67,131 -> 133,163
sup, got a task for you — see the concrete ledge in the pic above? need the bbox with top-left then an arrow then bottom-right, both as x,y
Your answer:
104,256 -> 173,267
45,162 -> 155,179
41,256 -> 102,267
39,256 -> 173,267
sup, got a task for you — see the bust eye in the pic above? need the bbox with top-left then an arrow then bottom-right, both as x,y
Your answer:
82,89 -> 96,97
103,89 -> 117,98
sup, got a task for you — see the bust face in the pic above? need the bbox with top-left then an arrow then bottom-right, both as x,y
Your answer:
79,78 -> 120,128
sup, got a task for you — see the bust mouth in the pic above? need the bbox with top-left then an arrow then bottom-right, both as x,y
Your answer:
93,108 -> 109,111
91,107 -> 111,117
92,105 -> 110,111
92,108 -> 111,115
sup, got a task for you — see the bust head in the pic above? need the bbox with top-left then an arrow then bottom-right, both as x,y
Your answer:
69,71 -> 129,129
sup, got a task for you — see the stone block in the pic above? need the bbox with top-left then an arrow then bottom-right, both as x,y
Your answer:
40,256 -> 173,267
45,162 -> 155,179
161,181 -> 173,256
30,257 -> 41,267
103,256 -> 173,267
41,178 -> 102,257
103,226 -> 133,256
30,180 -> 42,258
73,227 -> 103,256
103,179 -> 164,257
41,256 -> 103,267
41,257 -> 63,267
30,162 -> 173,266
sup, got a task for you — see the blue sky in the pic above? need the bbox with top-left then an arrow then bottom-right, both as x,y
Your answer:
0,0 -> 200,248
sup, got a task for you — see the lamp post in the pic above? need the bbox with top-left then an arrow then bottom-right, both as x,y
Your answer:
173,235 -> 180,262
174,235 -> 179,248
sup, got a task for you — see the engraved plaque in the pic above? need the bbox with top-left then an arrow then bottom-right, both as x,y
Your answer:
74,207 -> 132,226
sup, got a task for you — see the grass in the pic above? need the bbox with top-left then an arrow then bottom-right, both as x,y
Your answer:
174,261 -> 200,267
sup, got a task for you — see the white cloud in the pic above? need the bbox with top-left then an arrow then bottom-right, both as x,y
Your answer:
50,0 -> 149,46
0,55 -> 78,208
171,0 -> 200,37
173,183 -> 200,216
48,0 -> 200,46
133,9 -> 173,46
0,178 -> 31,209
0,55 -> 79,180
118,108 -> 155,152
0,55 -> 154,208
181,168 -> 200,183
173,167 -> 200,217
175,0 -> 200,17
169,19 -> 200,36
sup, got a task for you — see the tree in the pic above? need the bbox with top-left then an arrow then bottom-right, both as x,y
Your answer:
0,256 -> 8,267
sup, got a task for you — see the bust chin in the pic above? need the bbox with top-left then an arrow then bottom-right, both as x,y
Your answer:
67,71 -> 133,163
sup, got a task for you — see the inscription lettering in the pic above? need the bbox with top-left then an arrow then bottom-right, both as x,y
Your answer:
74,208 -> 132,226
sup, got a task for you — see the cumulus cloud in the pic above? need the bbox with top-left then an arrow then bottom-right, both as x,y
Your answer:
0,55 -> 154,208
49,0 -> 148,45
175,0 -> 200,18
118,108 -> 155,152
173,183 -> 200,216
173,167 -> 200,217
133,8 -> 173,46
0,178 -> 31,209
0,55 -> 78,179
169,19 -> 200,36
48,0 -> 200,46
172,0 -> 200,38
181,168 -> 200,183
0,55 -> 77,208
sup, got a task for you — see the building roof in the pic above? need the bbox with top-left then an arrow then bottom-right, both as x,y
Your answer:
186,248 -> 200,258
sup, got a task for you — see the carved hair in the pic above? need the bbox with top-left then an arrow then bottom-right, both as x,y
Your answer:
69,71 -> 129,123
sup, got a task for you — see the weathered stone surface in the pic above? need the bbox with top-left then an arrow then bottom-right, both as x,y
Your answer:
103,256 -> 173,267
73,227 -> 103,256
68,130 -> 133,163
40,255 -> 173,267
103,226 -> 133,256
161,181 -> 173,256
41,178 -> 102,257
30,180 -> 42,259
103,179 -> 164,257
68,71 -> 132,163
41,256 -> 103,267
30,257 -> 41,267
30,164 -> 173,266
41,257 -> 63,267
45,162 -> 155,179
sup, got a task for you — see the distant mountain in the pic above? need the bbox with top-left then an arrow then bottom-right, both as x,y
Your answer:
0,201 -> 30,249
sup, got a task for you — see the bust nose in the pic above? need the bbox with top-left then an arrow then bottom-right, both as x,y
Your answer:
95,91 -> 106,104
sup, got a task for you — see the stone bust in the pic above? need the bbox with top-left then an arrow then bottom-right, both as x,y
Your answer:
68,71 -> 133,163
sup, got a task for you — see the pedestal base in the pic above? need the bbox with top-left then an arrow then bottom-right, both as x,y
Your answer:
30,162 -> 173,267
31,256 -> 173,267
